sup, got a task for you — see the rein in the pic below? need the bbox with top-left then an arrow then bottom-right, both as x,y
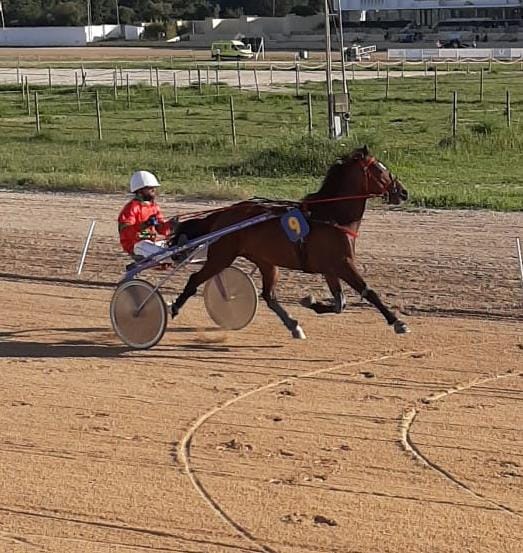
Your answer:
301,157 -> 392,209
177,156 -> 392,222
178,204 -> 233,221
301,192 -> 381,208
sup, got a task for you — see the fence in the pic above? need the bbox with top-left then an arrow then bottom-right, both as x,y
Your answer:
0,57 -> 522,92
388,48 -> 523,61
0,63 -> 521,147
0,86 -> 319,147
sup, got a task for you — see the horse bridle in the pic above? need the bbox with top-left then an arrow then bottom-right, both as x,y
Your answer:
359,156 -> 400,198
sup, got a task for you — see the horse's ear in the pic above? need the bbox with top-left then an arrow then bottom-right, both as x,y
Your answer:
362,144 -> 369,157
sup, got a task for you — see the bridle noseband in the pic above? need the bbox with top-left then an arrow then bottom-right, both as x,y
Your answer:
358,156 -> 398,198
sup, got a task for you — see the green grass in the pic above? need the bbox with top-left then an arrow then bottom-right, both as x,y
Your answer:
0,69 -> 522,210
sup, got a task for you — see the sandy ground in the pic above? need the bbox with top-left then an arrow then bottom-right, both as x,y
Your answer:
0,47 -> 329,63
0,190 -> 521,552
0,46 -> 446,91
0,65 -> 423,90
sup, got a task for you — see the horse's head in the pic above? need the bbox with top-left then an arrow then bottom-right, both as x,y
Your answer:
313,146 -> 408,205
346,145 -> 408,205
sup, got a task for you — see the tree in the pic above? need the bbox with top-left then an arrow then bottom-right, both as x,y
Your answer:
51,2 -> 84,26
307,0 -> 323,14
0,1 -> 314,27
3,0 -> 45,26
118,6 -> 136,24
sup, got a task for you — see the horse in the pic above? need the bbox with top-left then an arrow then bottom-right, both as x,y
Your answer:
170,146 -> 410,339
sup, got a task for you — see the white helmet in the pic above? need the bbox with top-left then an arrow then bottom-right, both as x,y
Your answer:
129,170 -> 160,194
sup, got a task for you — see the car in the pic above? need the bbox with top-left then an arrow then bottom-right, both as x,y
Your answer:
211,40 -> 254,60
437,39 -> 469,48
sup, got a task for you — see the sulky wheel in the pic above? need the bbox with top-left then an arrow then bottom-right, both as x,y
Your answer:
110,279 -> 167,349
203,266 -> 258,331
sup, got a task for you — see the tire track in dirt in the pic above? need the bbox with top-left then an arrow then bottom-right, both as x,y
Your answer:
0,531 -> 44,551
0,505 -> 251,552
180,349 -> 427,553
400,370 -> 522,517
1,272 -> 519,327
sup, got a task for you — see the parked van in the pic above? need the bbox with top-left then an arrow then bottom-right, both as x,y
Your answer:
211,40 -> 254,60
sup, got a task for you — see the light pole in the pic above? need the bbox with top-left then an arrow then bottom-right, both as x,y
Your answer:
324,0 -> 335,138
86,0 -> 92,42
337,0 -> 350,135
338,0 -> 348,95
0,1 -> 6,29
115,1 -> 120,26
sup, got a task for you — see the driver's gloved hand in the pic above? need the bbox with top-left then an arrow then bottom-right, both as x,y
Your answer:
169,215 -> 180,232
142,215 -> 158,230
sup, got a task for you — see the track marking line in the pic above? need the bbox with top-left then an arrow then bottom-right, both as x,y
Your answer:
401,370 -> 522,517
180,349 -> 426,553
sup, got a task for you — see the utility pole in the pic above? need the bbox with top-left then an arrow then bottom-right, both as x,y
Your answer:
337,0 -> 348,95
115,1 -> 120,26
337,0 -> 350,135
325,0 -> 335,138
273,0 -> 276,17
86,0 -> 92,42
0,1 -> 6,29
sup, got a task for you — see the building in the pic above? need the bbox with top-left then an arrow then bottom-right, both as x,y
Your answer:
340,0 -> 522,28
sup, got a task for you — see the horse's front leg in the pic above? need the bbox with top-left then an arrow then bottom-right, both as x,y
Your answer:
337,259 -> 409,334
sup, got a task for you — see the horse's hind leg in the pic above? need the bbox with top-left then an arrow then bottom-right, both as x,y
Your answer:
327,275 -> 347,313
337,259 -> 409,334
256,261 -> 306,339
171,247 -> 236,318
301,274 -> 346,314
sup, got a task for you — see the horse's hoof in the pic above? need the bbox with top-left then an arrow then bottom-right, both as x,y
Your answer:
170,303 -> 179,319
300,295 -> 315,309
292,325 -> 307,340
393,320 -> 410,334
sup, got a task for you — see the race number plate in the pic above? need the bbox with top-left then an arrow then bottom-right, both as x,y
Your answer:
281,209 -> 310,242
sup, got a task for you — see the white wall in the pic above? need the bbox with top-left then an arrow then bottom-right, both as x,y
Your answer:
0,25 -> 145,46
388,47 -> 523,58
0,27 -> 87,46
85,24 -> 122,42
124,25 -> 145,41
192,14 -> 324,38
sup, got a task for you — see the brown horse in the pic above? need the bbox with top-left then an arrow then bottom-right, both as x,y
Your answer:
171,147 -> 410,339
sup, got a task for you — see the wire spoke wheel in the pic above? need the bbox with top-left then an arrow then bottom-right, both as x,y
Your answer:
203,267 -> 258,330
110,279 -> 167,349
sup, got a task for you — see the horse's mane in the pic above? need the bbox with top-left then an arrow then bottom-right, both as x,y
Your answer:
305,147 -> 367,200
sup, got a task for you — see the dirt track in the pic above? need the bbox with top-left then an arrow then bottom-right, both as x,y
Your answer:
0,190 -> 521,552
0,47 -> 328,63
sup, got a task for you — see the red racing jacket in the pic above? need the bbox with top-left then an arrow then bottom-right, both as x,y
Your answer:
118,197 -> 172,254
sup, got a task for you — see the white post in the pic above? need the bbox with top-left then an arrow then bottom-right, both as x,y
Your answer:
517,237 -> 523,288
77,220 -> 96,275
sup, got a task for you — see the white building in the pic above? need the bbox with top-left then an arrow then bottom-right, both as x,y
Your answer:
341,0 -> 522,26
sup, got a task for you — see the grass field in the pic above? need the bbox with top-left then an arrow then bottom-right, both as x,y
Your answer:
0,67 -> 522,210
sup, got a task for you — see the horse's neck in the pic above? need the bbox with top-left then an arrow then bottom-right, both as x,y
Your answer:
310,197 -> 367,226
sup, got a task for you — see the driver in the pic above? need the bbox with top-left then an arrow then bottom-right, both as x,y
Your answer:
118,170 -> 177,260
